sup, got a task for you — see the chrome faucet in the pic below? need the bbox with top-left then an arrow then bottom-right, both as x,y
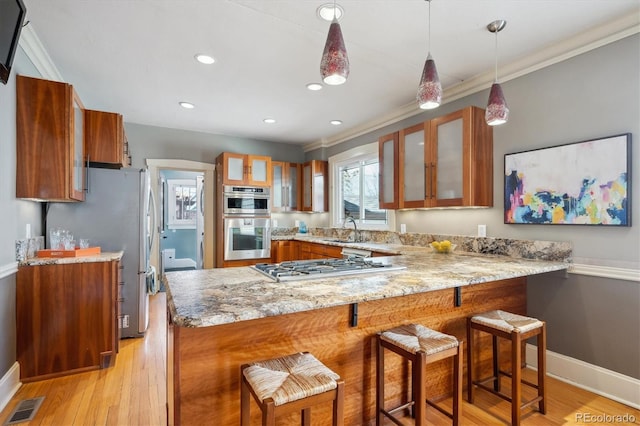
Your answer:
344,216 -> 360,242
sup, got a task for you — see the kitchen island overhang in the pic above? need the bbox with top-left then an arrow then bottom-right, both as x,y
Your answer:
165,246 -> 569,425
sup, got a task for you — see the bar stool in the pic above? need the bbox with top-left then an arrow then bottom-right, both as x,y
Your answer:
240,352 -> 344,426
376,324 -> 463,426
467,310 -> 546,426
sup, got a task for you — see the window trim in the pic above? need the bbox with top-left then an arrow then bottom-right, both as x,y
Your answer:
166,178 -> 197,229
328,142 -> 395,230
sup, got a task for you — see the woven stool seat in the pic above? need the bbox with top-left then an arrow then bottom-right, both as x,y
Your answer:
470,310 -> 543,334
243,352 -> 340,406
241,352 -> 344,425
380,323 -> 459,355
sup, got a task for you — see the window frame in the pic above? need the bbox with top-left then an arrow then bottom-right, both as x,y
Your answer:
166,178 -> 197,229
329,142 -> 395,230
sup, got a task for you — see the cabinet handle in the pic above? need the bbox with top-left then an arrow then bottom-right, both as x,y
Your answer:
85,155 -> 90,193
430,162 -> 436,199
424,163 -> 429,199
117,297 -> 125,302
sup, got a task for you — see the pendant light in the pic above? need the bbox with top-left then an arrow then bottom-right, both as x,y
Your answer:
320,1 -> 349,85
485,20 -> 509,126
417,0 -> 442,110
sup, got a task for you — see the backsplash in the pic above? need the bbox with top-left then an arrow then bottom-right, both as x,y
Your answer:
271,227 -> 572,262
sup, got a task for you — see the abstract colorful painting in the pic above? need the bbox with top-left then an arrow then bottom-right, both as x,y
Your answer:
504,134 -> 631,226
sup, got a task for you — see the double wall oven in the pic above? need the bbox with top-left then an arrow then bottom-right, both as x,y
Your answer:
222,186 -> 271,261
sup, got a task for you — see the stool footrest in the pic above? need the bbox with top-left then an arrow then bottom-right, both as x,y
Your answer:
473,381 -> 545,411
426,399 -> 454,420
380,408 -> 409,426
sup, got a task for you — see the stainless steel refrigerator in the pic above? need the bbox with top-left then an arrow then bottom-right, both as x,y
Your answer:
47,167 -> 155,338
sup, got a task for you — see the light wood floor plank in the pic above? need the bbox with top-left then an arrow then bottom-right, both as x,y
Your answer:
1,292 -> 638,425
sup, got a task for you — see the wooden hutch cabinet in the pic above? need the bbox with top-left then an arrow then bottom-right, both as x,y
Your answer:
301,160 -> 328,212
217,152 -> 271,186
16,75 -> 85,201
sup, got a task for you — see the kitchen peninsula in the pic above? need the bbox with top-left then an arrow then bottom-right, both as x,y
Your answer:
165,236 -> 570,425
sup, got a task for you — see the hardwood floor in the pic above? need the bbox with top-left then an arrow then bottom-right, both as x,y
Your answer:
1,292 -> 638,425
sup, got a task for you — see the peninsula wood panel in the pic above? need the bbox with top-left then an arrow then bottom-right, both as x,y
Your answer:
168,277 -> 526,425
17,261 -> 118,382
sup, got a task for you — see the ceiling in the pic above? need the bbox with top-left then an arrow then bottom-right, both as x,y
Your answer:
21,1 -> 640,148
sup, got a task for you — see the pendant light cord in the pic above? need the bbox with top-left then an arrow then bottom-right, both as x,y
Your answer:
494,28 -> 499,83
333,0 -> 337,20
427,0 -> 432,54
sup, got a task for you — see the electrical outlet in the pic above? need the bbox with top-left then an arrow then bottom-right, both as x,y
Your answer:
400,224 -> 407,234
121,315 -> 130,329
477,224 -> 487,237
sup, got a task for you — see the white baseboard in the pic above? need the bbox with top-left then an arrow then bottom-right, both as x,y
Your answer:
526,344 -> 640,410
0,362 -> 21,413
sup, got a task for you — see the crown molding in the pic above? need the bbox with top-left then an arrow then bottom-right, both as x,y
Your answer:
18,22 -> 64,81
304,11 -> 640,153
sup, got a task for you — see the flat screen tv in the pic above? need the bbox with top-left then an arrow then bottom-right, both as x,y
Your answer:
0,0 -> 26,85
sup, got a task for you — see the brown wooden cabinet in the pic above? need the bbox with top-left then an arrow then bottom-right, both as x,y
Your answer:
271,162 -> 301,212
85,109 -> 130,168
270,240 -> 297,263
389,106 -> 493,209
217,152 -> 272,186
16,75 -> 86,201
297,241 -> 343,260
378,132 -> 400,209
16,260 -> 120,382
301,160 -> 328,212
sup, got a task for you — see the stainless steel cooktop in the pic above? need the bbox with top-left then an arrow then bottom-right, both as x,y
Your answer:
252,258 -> 406,282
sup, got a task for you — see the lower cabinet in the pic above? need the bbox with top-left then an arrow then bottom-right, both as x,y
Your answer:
16,260 -> 120,382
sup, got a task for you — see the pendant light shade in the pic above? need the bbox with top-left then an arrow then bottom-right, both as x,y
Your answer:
485,20 -> 508,126
485,82 -> 509,125
417,53 -> 442,109
320,16 -> 349,85
416,0 -> 441,110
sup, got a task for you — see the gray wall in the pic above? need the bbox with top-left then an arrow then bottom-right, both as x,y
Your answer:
125,123 -> 306,169
0,47 -> 45,379
321,35 -> 640,378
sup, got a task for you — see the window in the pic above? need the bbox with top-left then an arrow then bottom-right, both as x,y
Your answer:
167,179 -> 197,229
329,142 -> 394,230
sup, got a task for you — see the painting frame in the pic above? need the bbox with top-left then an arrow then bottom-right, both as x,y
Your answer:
504,133 -> 632,226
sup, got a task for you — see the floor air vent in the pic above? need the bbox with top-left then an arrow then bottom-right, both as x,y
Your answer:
4,396 -> 44,425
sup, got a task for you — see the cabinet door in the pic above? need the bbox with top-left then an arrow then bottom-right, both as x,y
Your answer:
222,152 -> 247,185
272,162 -> 285,211
429,109 -> 464,207
301,160 -> 328,212
399,122 -> 428,208
379,132 -> 399,209
287,163 -> 301,211
85,109 -> 125,167
246,155 -> 271,186
16,75 -> 85,201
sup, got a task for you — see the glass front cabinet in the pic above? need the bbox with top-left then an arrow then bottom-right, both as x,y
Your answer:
382,106 -> 493,209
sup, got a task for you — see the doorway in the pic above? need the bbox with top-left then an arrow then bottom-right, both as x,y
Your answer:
146,159 -> 215,280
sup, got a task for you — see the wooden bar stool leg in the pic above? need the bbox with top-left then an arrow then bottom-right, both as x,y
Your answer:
301,408 -> 311,426
492,335 -> 500,392
466,318 -> 474,403
376,336 -> 385,425
415,352 -> 427,426
538,324 -> 547,414
263,399 -> 276,426
241,367 -> 250,426
511,332 -> 522,426
334,380 -> 344,426
453,342 -> 463,426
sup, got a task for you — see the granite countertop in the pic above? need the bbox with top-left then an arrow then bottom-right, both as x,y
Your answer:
165,240 -> 569,328
20,251 -> 124,266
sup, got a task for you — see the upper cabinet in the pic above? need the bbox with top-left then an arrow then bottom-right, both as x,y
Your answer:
85,109 -> 131,168
218,152 -> 271,186
16,75 -> 85,201
272,161 -> 301,212
390,106 -> 493,209
301,160 -> 328,212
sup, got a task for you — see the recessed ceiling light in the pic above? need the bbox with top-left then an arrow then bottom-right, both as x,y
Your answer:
194,54 -> 215,64
330,120 -> 343,125
263,118 -> 276,124
317,3 -> 344,21
306,83 -> 323,91
179,101 -> 195,109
